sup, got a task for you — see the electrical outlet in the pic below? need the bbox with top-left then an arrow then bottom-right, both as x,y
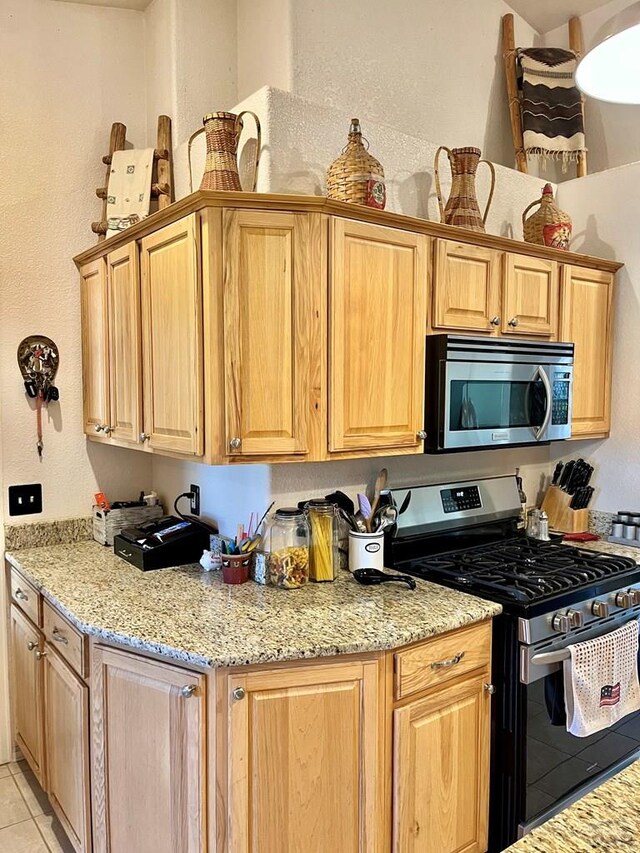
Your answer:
190,484 -> 200,516
9,483 -> 43,516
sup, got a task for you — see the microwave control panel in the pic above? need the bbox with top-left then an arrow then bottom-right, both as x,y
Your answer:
552,371 -> 571,425
441,485 -> 482,514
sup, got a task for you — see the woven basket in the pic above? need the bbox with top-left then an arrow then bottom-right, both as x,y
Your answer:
327,119 -> 386,209
523,183 -> 572,250
93,504 -> 163,546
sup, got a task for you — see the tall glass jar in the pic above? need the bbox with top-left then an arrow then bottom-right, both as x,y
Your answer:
268,508 -> 310,589
305,500 -> 339,582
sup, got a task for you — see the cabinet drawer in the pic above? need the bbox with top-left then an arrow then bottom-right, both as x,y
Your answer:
43,600 -> 87,678
394,620 -> 491,700
9,568 -> 41,627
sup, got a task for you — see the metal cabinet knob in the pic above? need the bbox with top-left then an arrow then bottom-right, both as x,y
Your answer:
102,425 -> 113,435
490,316 -> 500,326
180,685 -> 196,699
94,424 -> 104,433
484,683 -> 496,695
229,437 -> 242,450
508,317 -> 519,327
15,588 -> 28,601
35,650 -> 46,661
139,432 -> 150,443
27,641 -> 37,651
416,430 -> 427,441
232,687 -> 246,701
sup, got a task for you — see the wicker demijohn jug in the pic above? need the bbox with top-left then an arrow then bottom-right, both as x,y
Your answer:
523,184 -> 572,250
327,119 -> 386,209
434,146 -> 496,233
187,111 -> 261,193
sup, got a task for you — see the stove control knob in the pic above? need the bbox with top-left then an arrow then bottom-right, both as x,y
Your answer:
567,609 -> 583,629
592,600 -> 610,618
615,591 -> 634,609
552,612 -> 571,633
630,589 -> 640,606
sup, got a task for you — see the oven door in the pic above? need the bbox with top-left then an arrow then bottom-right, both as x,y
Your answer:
519,614 -> 640,837
442,361 -> 567,450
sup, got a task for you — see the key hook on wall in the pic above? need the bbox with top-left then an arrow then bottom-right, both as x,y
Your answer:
17,335 -> 60,458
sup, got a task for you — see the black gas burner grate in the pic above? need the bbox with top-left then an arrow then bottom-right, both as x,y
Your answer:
408,538 -> 638,603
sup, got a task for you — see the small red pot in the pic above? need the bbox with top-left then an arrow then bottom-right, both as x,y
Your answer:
221,553 -> 251,584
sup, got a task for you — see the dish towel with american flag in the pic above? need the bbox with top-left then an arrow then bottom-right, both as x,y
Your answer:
517,47 -> 587,171
563,619 -> 640,737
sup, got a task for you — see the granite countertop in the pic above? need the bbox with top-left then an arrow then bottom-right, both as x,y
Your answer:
5,541 -> 501,669
506,759 -> 640,852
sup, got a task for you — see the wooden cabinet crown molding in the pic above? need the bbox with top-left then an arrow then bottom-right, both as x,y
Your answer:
73,190 -> 623,275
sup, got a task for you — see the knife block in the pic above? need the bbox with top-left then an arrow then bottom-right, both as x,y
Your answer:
540,486 -> 590,534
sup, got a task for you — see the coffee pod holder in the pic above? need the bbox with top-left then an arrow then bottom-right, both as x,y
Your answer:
540,486 -> 589,534
348,530 -> 385,572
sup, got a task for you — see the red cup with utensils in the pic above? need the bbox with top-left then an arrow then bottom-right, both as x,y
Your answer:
221,552 -> 252,584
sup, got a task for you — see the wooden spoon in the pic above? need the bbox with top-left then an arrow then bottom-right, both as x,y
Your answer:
369,467 -> 388,524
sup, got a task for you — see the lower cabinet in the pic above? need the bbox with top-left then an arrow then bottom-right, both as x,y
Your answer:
393,671 -> 491,853
220,659 -> 383,853
91,645 -> 206,853
43,646 -> 91,852
9,604 -> 45,785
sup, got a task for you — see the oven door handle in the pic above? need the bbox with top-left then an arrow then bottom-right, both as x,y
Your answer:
531,648 -> 571,666
532,365 -> 552,441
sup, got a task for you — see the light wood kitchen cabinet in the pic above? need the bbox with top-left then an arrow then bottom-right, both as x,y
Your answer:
9,604 -> 46,785
140,214 -> 204,456
560,265 -> 614,437
222,209 -> 324,459
393,670 -> 491,853
220,658 -> 383,853
432,240 -> 501,333
329,218 -> 428,453
43,646 -> 91,853
91,644 -> 206,853
106,242 -> 142,444
502,253 -> 559,337
80,258 -> 110,437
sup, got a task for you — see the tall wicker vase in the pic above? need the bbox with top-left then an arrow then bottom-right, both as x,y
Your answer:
434,146 -> 496,233
326,119 -> 386,209
187,110 -> 261,193
523,183 -> 572,250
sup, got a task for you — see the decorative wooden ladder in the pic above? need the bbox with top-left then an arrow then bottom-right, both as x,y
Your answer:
92,115 -> 173,241
502,14 -> 587,178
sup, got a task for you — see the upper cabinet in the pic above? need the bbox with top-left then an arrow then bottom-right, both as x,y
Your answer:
140,215 -> 204,456
502,253 -> 559,337
80,258 -> 110,436
432,241 -> 501,333
561,265 -> 614,438
330,219 -> 428,453
222,210 -> 324,459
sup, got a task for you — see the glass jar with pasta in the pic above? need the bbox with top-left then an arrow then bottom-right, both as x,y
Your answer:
305,500 -> 339,582
268,508 -> 310,589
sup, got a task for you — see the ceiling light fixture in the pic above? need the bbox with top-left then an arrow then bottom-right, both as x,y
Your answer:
576,1 -> 640,104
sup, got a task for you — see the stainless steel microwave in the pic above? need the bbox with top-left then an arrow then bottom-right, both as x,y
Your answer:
425,335 -> 574,453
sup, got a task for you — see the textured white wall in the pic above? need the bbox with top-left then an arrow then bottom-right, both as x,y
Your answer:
237,0 -> 291,100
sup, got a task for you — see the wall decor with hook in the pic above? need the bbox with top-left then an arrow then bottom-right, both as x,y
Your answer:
17,335 -> 60,458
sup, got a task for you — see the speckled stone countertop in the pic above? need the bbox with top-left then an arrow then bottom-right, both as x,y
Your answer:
5,541 -> 501,669
568,538 -> 640,561
506,759 -> 640,852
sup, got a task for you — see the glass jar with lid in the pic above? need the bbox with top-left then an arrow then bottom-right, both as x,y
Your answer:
268,508 -> 310,589
305,500 -> 339,582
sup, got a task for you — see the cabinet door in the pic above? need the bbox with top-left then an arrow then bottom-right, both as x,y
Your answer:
393,672 -> 491,853
432,240 -> 501,333
80,258 -> 110,436
502,254 -> 559,337
223,210 -> 322,457
560,266 -> 614,437
140,215 -> 203,455
91,645 -> 205,853
330,219 -> 428,452
44,646 -> 91,852
226,659 -> 382,853
107,243 -> 142,444
9,605 -> 45,785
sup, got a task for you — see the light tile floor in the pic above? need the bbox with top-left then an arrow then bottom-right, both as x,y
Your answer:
0,761 -> 73,852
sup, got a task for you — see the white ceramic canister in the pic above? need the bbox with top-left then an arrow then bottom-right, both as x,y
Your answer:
348,530 -> 385,572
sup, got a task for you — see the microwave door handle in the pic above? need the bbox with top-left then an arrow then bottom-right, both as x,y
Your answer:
532,366 -> 552,440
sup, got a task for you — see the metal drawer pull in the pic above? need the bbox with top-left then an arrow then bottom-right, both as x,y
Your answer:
35,650 -> 46,661
484,683 -> 496,694
431,651 -> 465,670
232,687 -> 246,701
15,588 -> 28,601
52,628 -> 69,645
27,641 -> 37,651
180,685 -> 196,699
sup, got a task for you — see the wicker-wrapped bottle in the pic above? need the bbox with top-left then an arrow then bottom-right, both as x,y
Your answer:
522,183 -> 572,250
326,119 -> 386,209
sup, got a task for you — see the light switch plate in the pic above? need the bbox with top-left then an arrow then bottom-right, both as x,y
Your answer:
8,484 -> 43,516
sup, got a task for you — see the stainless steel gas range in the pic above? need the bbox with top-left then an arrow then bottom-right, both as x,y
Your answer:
383,475 -> 640,853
